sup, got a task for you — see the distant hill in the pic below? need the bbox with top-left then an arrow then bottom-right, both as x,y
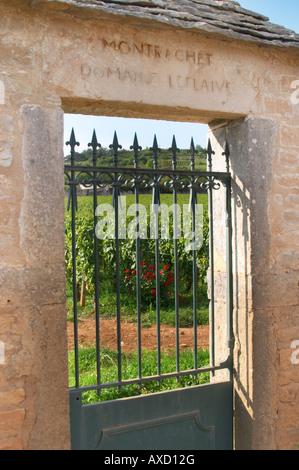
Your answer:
64,145 -> 207,171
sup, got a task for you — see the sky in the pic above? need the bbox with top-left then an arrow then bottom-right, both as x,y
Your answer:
64,1 -> 299,153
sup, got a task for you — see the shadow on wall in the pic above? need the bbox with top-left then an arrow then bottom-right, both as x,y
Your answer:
210,116 -> 277,450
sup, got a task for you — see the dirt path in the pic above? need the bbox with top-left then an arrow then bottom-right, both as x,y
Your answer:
67,317 -> 209,352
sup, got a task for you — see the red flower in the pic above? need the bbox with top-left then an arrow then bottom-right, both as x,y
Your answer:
163,265 -> 169,271
132,270 -> 136,275
169,278 -> 174,283
159,271 -> 164,275
167,292 -> 171,296
125,269 -> 130,273
141,262 -> 146,266
164,281 -> 169,287
151,289 -> 156,295
178,294 -> 182,299
149,265 -> 155,270
167,272 -> 172,278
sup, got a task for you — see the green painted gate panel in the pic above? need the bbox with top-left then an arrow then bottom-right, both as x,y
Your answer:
70,381 -> 233,450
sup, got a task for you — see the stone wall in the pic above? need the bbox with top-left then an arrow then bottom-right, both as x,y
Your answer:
0,1 -> 298,449
208,85 -> 299,449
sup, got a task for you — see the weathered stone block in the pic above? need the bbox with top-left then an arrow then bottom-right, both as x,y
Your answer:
0,409 -> 25,438
0,267 -> 66,308
0,436 -> 23,450
20,105 -> 65,268
0,389 -> 25,411
264,97 -> 293,116
0,146 -> 12,167
279,384 -> 299,404
0,114 -> 13,133
281,124 -> 299,148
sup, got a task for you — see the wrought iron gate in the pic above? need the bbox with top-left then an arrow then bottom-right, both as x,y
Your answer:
65,127 -> 233,450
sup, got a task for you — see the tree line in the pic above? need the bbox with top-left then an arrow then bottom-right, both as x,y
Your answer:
65,145 -> 207,171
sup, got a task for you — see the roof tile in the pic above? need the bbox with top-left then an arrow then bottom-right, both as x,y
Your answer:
42,0 -> 299,48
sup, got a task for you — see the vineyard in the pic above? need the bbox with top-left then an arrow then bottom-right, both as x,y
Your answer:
65,145 -> 212,401
65,193 -> 210,326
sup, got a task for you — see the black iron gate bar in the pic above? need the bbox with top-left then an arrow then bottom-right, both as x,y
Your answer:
65,128 -> 233,396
